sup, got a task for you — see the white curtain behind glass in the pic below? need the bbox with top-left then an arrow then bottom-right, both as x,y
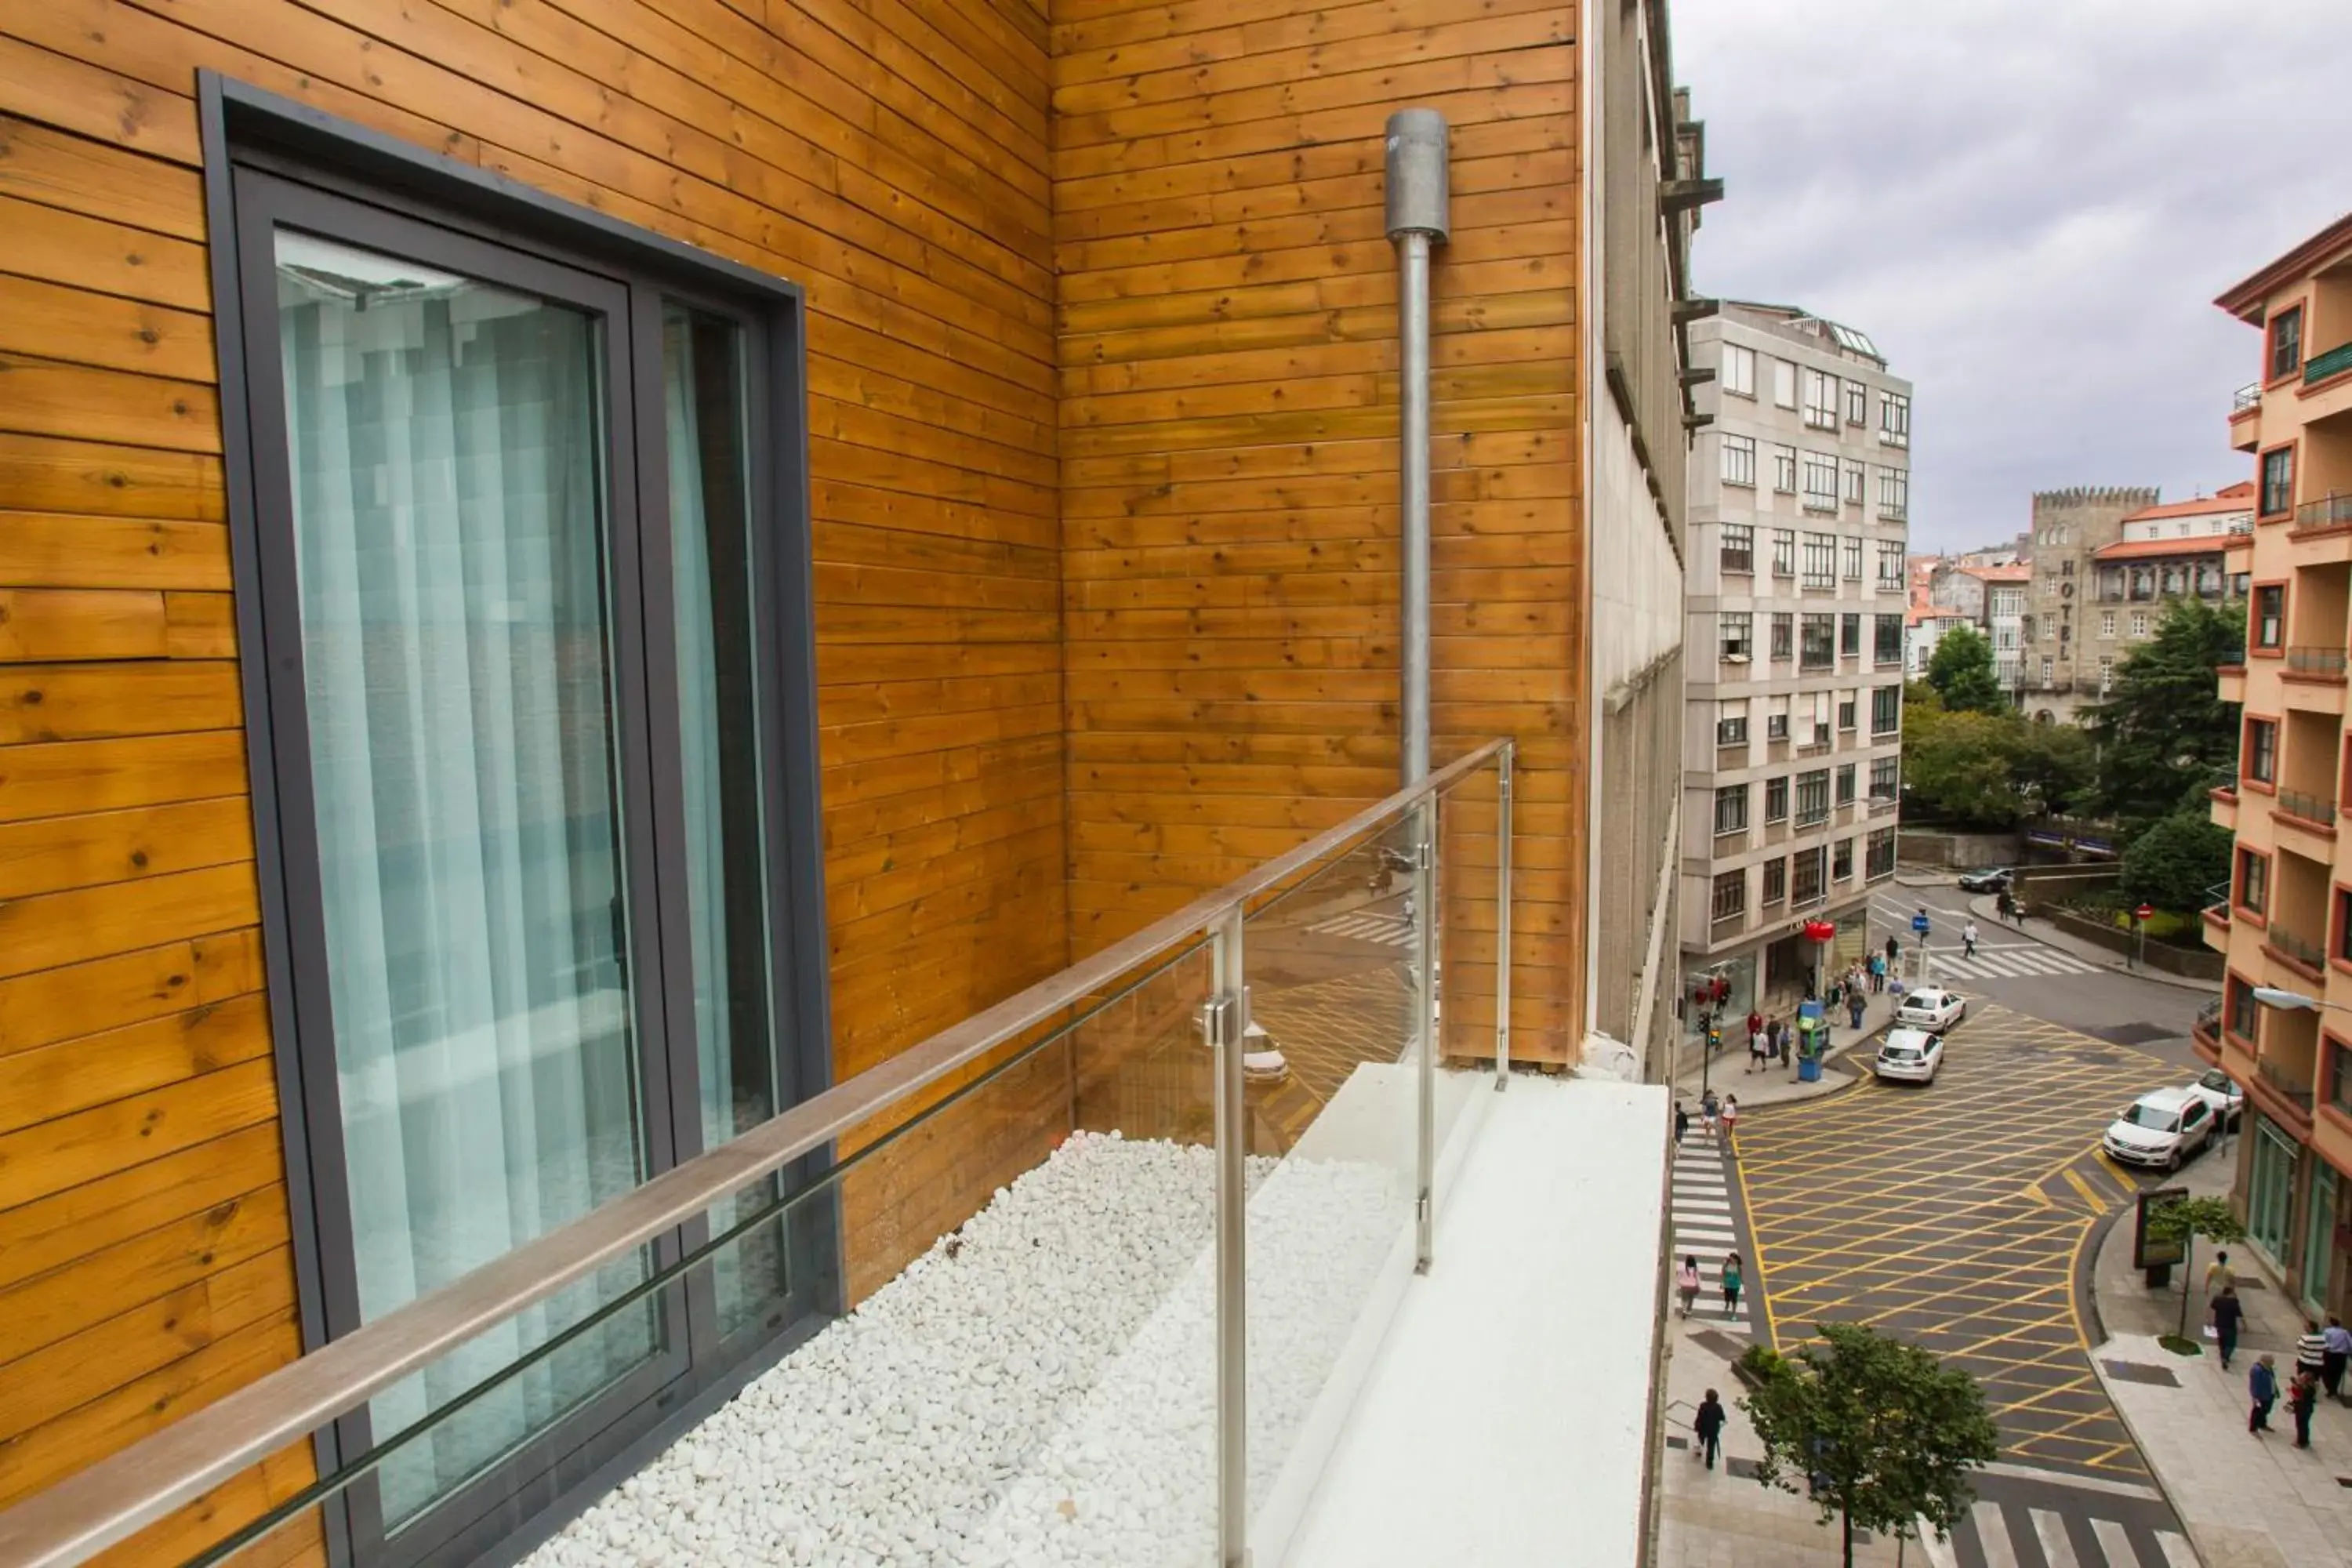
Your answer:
275,232 -> 654,1526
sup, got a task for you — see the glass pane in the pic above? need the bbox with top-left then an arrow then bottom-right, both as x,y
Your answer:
274,230 -> 656,1527
661,301 -> 786,1334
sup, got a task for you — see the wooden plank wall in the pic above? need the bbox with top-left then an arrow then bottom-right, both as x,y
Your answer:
1050,0 -> 1587,1060
0,0 -> 1065,1555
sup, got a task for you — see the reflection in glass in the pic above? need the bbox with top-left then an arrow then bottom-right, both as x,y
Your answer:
274,230 -> 655,1526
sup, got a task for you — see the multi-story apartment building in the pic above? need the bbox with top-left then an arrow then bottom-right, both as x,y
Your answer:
2203,212 -> 2352,1323
2021,487 -> 2161,721
2083,485 -> 2253,698
1682,304 -> 1911,1018
1905,592 -> 1973,681
1973,564 -> 2031,699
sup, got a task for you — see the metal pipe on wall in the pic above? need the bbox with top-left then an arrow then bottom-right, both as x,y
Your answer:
1385,110 -> 1450,786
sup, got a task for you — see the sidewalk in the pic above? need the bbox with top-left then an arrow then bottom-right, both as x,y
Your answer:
1961,894 -> 2221,995
1670,982 -> 1907,1109
2089,1142 -> 2352,1568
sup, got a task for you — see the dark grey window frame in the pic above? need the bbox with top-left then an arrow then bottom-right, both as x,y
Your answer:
200,74 -> 833,1568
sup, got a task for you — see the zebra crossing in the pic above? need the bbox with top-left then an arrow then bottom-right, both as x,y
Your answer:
1305,909 -> 1416,948
1669,1135 -> 1757,1332
1930,1468 -> 2195,1568
1921,943 -> 2102,984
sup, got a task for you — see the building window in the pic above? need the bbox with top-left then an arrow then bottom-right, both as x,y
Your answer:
2100,610 -> 2115,638
1840,613 -> 1862,657
2270,305 -> 2303,382
1803,368 -> 1838,429
2246,717 -> 2278,785
1720,434 -> 1758,488
209,118 -> 830,1526
2227,975 -> 2258,1040
1773,445 -> 1798,494
1773,358 -> 1798,409
1766,699 -> 1791,741
1802,532 -> 1837,587
1844,460 -> 1867,506
1769,612 -> 1795,661
2262,446 -> 2294,517
1772,528 -> 1798,576
1833,837 -> 1855,880
2331,1036 -> 2352,1114
1874,615 -> 1903,666
1762,857 -> 1788,903
1791,847 -> 1826,905
1870,684 -> 1901,734
1842,535 -> 1864,581
1795,769 -> 1831,826
2097,654 -> 2115,693
1711,869 -> 1748,923
2238,848 -> 2269,914
1878,468 -> 1910,521
1835,764 -> 1857,804
1718,699 -> 1750,746
1866,827 -> 1896,878
1877,540 -> 1904,586
2129,610 -> 2149,639
1720,612 -> 1753,661
1801,613 -> 1836,670
2040,655 -> 2054,684
1720,521 -> 1755,572
1802,453 -> 1839,511
1845,379 -> 1867,426
1765,775 -> 1790,822
1714,784 -> 1750,836
1723,343 -> 1756,397
1838,693 -> 1859,731
1879,390 -> 1911,446
2254,585 -> 2284,648
1869,756 -> 1898,799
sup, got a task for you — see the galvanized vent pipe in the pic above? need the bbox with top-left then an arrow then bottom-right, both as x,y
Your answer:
1385,110 -> 1450,786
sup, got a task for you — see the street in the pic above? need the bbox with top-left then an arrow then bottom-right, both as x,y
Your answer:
1679,887 -> 2220,1568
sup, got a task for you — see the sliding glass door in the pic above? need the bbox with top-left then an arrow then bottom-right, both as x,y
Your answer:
221,153 -> 827,1566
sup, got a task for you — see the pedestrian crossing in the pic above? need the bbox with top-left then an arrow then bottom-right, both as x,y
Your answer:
1933,1470 -> 2194,1568
1922,944 -> 2102,985
1669,1135 -> 1757,1334
1305,910 -> 1416,948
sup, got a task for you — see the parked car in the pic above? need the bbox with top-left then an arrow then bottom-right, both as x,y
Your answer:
1872,1026 -> 1945,1084
1957,866 -> 2013,893
1895,987 -> 1968,1030
2102,1087 -> 2218,1171
2182,1067 -> 2245,1130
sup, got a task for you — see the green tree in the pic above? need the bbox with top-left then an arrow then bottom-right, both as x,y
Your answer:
2084,597 -> 2245,829
1926,623 -> 2006,714
1742,1321 -> 2001,1568
2007,717 -> 2095,817
2144,1195 -> 2249,1341
2119,811 -> 2234,913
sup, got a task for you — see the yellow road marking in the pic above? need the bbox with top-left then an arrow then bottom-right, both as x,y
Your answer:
1730,1137 -> 1782,1352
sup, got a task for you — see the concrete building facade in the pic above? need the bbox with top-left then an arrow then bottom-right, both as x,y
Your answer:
2085,485 -> 2254,698
1680,303 -> 1911,1021
2202,212 -> 2352,1325
2021,487 -> 2160,722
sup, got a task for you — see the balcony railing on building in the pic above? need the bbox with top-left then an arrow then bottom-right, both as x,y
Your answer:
2267,923 -> 2327,976
2257,1056 -> 2318,1115
2292,493 -> 2352,535
2276,788 -> 2339,827
0,745 -> 1524,1568
2304,341 -> 2352,387
2233,382 -> 2263,413
2284,647 -> 2349,681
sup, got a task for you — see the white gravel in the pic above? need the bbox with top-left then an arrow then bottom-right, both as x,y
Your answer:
523,1131 -> 1410,1568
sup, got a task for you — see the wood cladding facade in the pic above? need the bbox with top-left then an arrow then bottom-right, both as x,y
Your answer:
0,0 -> 1613,1560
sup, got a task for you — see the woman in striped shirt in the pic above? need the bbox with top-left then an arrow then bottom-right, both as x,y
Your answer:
2296,1319 -> 2330,1387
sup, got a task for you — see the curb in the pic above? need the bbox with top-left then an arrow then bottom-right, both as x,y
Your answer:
2084,1340 -> 2207,1560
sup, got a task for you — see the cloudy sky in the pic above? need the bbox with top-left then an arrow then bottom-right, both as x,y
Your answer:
1673,0 -> 2352,552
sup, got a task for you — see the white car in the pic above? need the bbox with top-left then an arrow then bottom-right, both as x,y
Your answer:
2183,1067 -> 2245,1131
1872,1026 -> 1945,1084
1895,988 -> 1967,1031
2102,1087 -> 2218,1171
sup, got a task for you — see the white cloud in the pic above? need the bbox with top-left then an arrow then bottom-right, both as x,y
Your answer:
1673,0 -> 2352,548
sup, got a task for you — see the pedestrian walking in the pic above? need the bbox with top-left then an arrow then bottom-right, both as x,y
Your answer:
1847,987 -> 1865,1029
1674,1101 -> 1690,1144
1962,919 -> 1979,959
2249,1355 -> 2279,1436
2291,1367 -> 2321,1450
1745,1007 -> 1762,1046
1692,1388 -> 1727,1470
2211,1286 -> 2245,1371
1720,1252 -> 1744,1318
2322,1315 -> 2351,1402
2296,1317 -> 2328,1385
1700,1087 -> 1720,1141
1676,1255 -> 1702,1319
1995,888 -> 2015,924
1868,952 -> 1885,993
1721,1094 -> 1739,1151
2206,1250 -> 2236,1310
1885,934 -> 1900,973
1748,1022 -> 1766,1073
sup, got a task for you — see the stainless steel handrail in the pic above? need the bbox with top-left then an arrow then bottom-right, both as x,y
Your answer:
0,738 -> 1512,1568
